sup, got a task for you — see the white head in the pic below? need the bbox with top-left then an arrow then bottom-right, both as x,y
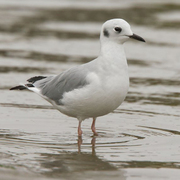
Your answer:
100,19 -> 145,44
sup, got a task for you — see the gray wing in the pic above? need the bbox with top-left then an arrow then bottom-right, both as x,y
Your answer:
34,66 -> 89,105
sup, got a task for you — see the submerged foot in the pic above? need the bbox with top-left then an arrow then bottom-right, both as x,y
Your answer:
92,128 -> 98,136
91,117 -> 98,136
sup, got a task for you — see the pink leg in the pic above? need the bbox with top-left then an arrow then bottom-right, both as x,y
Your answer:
91,118 -> 98,136
78,136 -> 82,153
78,121 -> 83,136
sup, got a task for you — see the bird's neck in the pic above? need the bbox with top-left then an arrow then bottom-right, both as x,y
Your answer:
99,41 -> 128,69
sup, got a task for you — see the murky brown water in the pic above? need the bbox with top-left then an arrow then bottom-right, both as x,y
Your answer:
1,0 -> 180,179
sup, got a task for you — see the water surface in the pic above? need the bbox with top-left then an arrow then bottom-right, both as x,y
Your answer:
0,0 -> 180,179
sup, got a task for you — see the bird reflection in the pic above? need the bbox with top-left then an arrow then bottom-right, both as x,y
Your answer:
77,136 -> 96,155
39,136 -> 117,178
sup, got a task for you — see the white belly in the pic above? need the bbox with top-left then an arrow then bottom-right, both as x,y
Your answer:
56,71 -> 129,120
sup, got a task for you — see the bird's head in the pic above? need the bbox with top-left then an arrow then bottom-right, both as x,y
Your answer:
100,19 -> 145,44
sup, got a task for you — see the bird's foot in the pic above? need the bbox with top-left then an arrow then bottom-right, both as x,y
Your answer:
93,131 -> 98,136
91,126 -> 98,136
91,118 -> 98,136
77,136 -> 83,153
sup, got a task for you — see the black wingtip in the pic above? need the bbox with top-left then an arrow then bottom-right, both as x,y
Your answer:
27,76 -> 47,83
10,76 -> 46,91
10,85 -> 27,90
26,84 -> 34,87
10,84 -> 34,90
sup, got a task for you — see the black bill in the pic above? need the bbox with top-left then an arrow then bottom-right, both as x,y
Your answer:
129,33 -> 145,42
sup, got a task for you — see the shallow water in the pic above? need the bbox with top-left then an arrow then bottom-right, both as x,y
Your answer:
1,0 -> 180,179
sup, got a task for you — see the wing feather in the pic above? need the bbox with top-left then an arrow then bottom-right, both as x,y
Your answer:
34,66 -> 89,105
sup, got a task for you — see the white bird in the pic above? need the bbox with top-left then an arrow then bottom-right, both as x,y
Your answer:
10,19 -> 145,136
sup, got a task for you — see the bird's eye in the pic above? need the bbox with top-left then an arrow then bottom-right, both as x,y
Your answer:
114,27 -> 122,33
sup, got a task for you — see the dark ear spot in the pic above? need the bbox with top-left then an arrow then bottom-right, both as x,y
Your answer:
103,28 -> 109,37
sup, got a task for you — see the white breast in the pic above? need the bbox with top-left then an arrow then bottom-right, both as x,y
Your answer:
56,43 -> 129,120
57,66 -> 129,120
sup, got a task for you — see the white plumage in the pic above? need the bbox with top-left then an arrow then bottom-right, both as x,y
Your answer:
10,19 -> 145,136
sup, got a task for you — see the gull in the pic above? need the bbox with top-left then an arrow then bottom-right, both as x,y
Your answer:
10,19 -> 145,137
